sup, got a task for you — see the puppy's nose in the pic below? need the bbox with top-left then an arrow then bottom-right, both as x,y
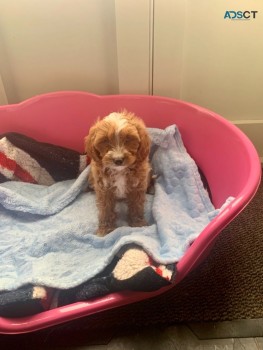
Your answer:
114,157 -> 124,166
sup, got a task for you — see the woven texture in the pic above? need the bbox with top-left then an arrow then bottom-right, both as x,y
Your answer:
56,170 -> 262,331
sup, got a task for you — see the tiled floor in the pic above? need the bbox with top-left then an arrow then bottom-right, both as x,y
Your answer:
1,319 -> 263,349
58,322 -> 263,350
84,325 -> 262,350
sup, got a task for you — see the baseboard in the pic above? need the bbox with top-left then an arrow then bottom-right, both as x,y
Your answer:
232,120 -> 263,161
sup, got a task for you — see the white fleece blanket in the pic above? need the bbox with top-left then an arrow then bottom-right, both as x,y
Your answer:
0,125 -> 228,291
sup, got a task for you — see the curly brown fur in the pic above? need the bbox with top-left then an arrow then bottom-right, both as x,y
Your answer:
85,111 -> 151,236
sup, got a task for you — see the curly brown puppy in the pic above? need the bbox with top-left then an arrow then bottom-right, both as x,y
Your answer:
85,111 -> 151,236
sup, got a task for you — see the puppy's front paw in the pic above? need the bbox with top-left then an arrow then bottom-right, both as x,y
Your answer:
129,218 -> 148,228
96,226 -> 116,237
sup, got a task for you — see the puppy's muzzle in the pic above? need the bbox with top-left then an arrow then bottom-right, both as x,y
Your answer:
113,157 -> 124,166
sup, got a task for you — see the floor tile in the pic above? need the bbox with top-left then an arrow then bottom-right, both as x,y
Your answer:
189,319 -> 263,339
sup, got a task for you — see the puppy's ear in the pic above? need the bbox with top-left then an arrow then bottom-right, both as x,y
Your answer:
136,123 -> 151,162
84,124 -> 101,162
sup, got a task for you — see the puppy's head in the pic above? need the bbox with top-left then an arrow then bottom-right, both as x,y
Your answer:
85,111 -> 150,169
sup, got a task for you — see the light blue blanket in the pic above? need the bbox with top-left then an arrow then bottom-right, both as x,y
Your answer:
0,125 -> 223,291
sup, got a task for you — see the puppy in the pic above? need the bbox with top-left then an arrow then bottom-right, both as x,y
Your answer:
85,111 -> 151,236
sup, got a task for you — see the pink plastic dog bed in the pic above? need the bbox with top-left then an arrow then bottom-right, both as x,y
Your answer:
0,91 -> 261,333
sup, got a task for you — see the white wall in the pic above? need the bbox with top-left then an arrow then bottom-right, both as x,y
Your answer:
0,0 -> 153,103
0,0 -> 119,103
153,0 -> 263,158
115,0 -> 154,94
154,0 -> 263,121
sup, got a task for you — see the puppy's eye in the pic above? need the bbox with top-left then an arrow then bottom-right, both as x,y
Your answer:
96,136 -> 109,146
124,135 -> 139,144
124,136 -> 140,150
98,139 -> 109,147
95,137 -> 111,155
